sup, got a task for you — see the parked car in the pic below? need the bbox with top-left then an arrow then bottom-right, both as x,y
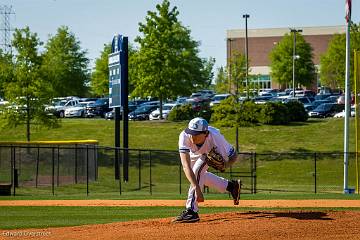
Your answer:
149,103 -> 179,120
308,103 -> 343,118
64,102 -> 88,118
311,100 -> 332,109
85,98 -> 110,118
128,105 -> 159,121
198,89 -> 215,99
210,94 -> 231,107
176,97 -> 188,104
185,97 -> 211,111
285,96 -> 313,109
334,105 -> 356,118
104,104 -> 137,120
46,98 -> 79,118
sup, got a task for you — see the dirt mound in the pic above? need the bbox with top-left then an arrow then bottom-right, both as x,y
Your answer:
2,211 -> 360,240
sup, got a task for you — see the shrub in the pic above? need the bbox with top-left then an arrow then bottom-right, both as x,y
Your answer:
167,104 -> 196,121
210,95 -> 238,127
167,103 -> 212,122
237,100 -> 261,126
259,102 -> 290,125
285,101 -> 308,122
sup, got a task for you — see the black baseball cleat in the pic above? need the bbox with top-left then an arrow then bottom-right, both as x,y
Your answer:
230,179 -> 241,205
172,208 -> 200,223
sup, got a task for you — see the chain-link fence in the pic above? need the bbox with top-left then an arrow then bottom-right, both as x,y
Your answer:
255,152 -> 359,193
0,141 -> 98,195
1,143 -> 359,196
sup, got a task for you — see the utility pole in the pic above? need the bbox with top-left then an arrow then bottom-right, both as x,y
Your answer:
290,28 -> 302,98
243,14 -> 249,99
0,5 -> 15,54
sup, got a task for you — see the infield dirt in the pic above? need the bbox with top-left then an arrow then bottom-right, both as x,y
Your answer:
1,200 -> 360,240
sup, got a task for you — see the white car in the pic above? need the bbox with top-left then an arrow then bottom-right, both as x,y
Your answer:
334,105 -> 356,118
64,102 -> 88,117
210,94 -> 231,107
149,103 -> 178,120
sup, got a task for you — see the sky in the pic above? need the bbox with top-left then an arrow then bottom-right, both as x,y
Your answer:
1,0 -> 359,71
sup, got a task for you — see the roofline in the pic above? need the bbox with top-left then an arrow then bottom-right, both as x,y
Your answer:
227,25 -> 345,38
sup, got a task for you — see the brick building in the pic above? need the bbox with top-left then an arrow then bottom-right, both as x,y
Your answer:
226,26 -> 345,90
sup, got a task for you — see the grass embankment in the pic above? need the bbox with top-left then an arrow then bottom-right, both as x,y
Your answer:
0,117 -> 355,152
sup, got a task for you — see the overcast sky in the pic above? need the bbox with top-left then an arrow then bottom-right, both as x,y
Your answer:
1,0 -> 359,71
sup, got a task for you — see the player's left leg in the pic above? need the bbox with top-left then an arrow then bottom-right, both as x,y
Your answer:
204,172 -> 241,205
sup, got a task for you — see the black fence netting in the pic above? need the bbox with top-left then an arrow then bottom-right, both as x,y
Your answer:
1,144 -> 359,196
255,152 -> 359,193
0,144 -> 97,189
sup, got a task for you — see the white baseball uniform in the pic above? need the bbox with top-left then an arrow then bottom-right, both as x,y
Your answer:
179,126 -> 236,212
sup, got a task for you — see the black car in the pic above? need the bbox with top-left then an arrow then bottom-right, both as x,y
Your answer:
308,103 -> 343,118
85,98 -> 110,118
104,104 -> 137,120
128,105 -> 159,120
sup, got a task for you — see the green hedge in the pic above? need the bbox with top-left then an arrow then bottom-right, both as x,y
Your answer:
211,99 -> 308,127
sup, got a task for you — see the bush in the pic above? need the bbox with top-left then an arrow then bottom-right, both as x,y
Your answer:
285,101 -> 308,122
210,95 -> 238,127
259,102 -> 290,125
167,104 -> 196,121
167,103 -> 212,122
238,100 -> 261,126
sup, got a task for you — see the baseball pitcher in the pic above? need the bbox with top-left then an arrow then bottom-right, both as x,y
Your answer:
172,117 -> 241,223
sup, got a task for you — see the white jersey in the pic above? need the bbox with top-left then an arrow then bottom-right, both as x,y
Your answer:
178,126 -> 236,161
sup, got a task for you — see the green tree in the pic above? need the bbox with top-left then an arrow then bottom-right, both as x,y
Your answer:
320,23 -> 360,89
229,52 -> 247,95
42,26 -> 89,97
269,32 -> 316,88
214,66 -> 228,93
90,43 -> 111,97
133,0 -> 213,118
0,50 -> 14,98
1,27 -> 57,141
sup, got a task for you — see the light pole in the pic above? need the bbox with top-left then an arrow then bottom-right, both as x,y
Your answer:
228,38 -> 234,94
290,28 -> 302,97
243,14 -> 250,99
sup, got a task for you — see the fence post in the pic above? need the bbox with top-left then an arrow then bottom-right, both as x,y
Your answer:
86,145 -> 89,196
138,151 -> 141,190
314,152 -> 317,194
253,152 -> 257,194
149,150 -> 152,195
57,146 -> 60,187
179,156 -> 182,195
75,144 -> 78,184
12,146 -> 15,196
52,147 -> 55,196
36,147 -> 39,188
117,148 -> 122,195
94,145 -> 98,181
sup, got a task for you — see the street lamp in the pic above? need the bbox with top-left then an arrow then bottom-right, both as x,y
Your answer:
290,28 -> 302,97
243,14 -> 250,99
228,38 -> 234,94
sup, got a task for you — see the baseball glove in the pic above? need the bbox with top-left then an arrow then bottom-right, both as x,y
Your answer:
205,147 -> 226,172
